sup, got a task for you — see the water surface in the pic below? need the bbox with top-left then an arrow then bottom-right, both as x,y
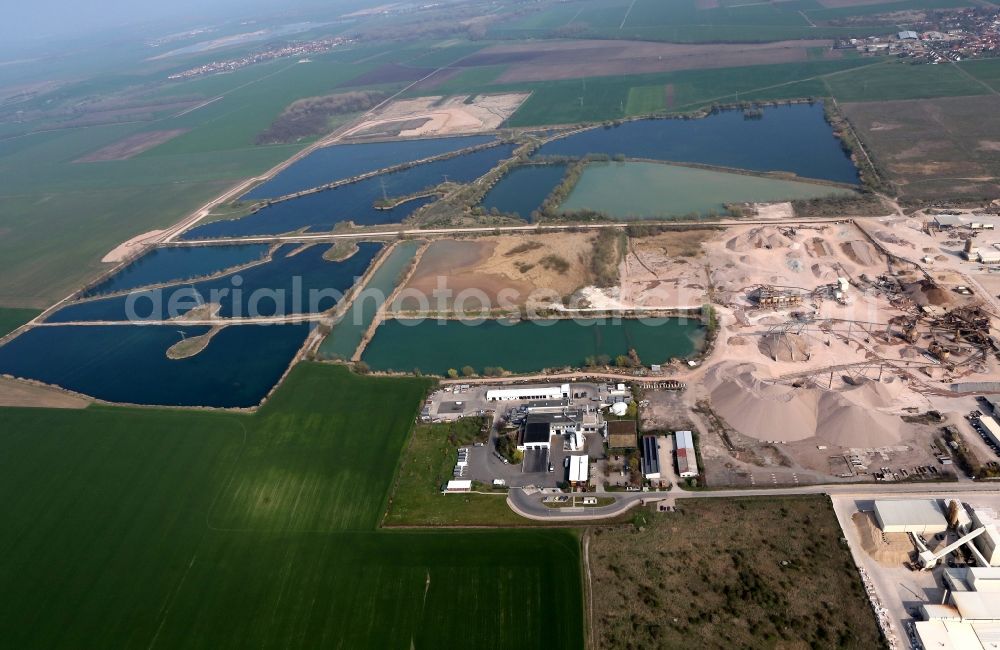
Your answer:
244,135 -> 494,199
46,242 -> 382,322
362,317 -> 704,374
83,244 -> 270,297
536,104 -> 858,184
0,324 -> 308,407
480,164 -> 566,219
560,161 -> 854,219
318,240 -> 422,360
183,144 -> 517,239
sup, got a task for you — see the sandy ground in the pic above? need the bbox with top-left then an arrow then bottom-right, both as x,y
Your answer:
458,39 -> 838,83
101,229 -> 166,263
397,232 -> 597,310
754,201 -> 794,220
0,376 -> 91,408
342,93 -> 528,139
75,129 -> 188,162
619,229 -> 716,309
630,217 -> 1000,486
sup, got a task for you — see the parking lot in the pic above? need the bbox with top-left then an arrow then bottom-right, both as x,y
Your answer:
423,381 -> 625,489
422,381 -> 621,424
965,403 -> 1000,459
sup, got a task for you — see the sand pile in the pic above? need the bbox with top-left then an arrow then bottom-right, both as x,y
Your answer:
758,333 -> 812,362
903,279 -> 952,307
811,262 -> 839,280
808,236 -> 834,257
706,362 -> 904,446
840,240 -> 881,266
726,227 -> 792,252
853,512 -> 913,566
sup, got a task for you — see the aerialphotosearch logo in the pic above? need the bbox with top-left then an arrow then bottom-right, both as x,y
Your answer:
120,273 -> 713,327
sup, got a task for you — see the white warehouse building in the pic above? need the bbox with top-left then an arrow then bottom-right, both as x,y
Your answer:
873,499 -> 948,534
569,455 -> 589,485
486,384 -> 569,401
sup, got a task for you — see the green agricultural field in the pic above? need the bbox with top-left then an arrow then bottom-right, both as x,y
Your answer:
0,53 -> 387,308
142,59 -> 380,155
0,363 -> 584,648
384,418 -> 532,527
803,0 -> 971,21
960,59 -> 1000,93
0,307 -> 39,337
490,0 -> 895,41
424,65 -> 510,96
825,61 -> 988,102
625,85 -> 667,115
498,59 -> 873,125
0,180 -> 231,307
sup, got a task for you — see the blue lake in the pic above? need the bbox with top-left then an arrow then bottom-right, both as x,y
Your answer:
45,242 -> 382,322
83,244 -> 270,297
535,104 -> 859,185
480,164 -> 566,220
243,135 -> 495,199
182,144 -> 517,239
318,240 -> 423,361
0,324 -> 309,407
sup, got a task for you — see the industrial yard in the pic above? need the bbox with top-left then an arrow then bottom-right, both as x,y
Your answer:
833,495 -> 1000,649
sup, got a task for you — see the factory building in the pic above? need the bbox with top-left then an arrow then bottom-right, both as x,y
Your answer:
519,420 -> 552,451
934,214 -> 966,229
641,435 -> 661,479
873,499 -> 948,534
970,507 -> 1000,566
978,415 -> 1000,449
675,430 -> 698,478
517,408 -> 602,451
978,248 -> 1000,264
487,384 -> 569,401
568,455 -> 589,486
916,568 -> 1000,648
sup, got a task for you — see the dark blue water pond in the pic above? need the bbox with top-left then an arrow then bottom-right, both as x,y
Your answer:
46,242 -> 382,322
0,324 -> 308,407
243,135 -> 496,199
536,104 -> 858,185
480,163 -> 566,219
83,244 -> 270,297
181,144 -> 517,240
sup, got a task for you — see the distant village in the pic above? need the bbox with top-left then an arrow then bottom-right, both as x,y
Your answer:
836,8 -> 1000,63
167,36 -> 353,80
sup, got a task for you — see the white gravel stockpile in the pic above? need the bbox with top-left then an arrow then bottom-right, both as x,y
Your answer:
706,362 -> 902,446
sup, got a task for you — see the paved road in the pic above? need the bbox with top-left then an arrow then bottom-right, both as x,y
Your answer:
172,216 -> 854,246
507,481 -> 1000,522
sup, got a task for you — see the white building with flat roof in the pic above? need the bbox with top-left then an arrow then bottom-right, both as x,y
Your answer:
917,567 -> 1000,648
445,480 -> 472,492
486,385 -> 569,401
978,415 -> 1000,448
569,455 -> 589,485
873,499 -> 947,534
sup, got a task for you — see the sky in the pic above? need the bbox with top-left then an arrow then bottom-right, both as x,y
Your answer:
1,0 -> 362,45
